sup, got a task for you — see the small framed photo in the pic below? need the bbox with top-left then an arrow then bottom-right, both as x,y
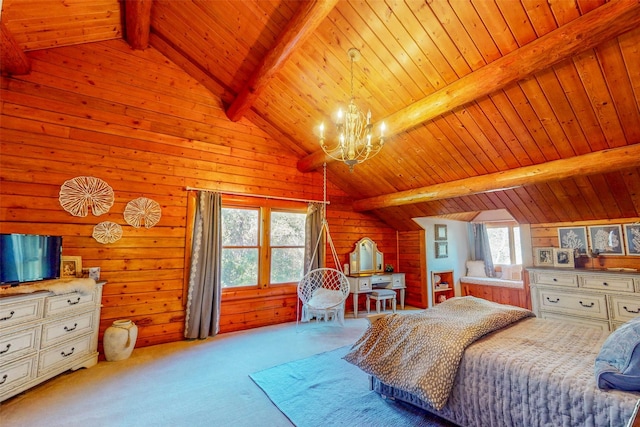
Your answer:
558,226 -> 588,255
60,256 -> 82,278
534,247 -> 555,267
553,248 -> 574,268
88,267 -> 101,281
435,224 -> 447,241
623,223 -> 640,256
435,241 -> 448,258
588,225 -> 624,255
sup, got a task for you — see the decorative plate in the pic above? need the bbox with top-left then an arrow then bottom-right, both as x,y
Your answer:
124,197 -> 161,228
93,221 -> 123,244
59,176 -> 114,217
434,274 -> 441,284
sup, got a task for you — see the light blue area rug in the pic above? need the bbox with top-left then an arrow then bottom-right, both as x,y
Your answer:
250,346 -> 456,427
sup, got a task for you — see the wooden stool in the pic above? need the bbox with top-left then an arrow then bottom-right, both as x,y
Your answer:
366,289 -> 397,313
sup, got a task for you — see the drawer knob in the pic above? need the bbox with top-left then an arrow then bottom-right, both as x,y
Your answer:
0,310 -> 15,321
61,347 -> 75,358
0,343 -> 11,355
546,297 -> 560,303
579,301 -> 595,308
623,306 -> 640,314
602,282 -> 608,286
553,278 -> 558,282
67,297 -> 81,305
0,374 -> 7,385
64,323 -> 78,332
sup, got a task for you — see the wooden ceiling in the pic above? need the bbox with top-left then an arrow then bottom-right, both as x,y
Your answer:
2,0 -> 640,231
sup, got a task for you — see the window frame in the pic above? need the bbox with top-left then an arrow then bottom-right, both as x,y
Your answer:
221,198 -> 306,290
485,221 -> 522,266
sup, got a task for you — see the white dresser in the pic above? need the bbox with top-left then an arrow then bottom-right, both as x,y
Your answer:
529,268 -> 639,331
0,282 -> 104,402
347,273 -> 405,318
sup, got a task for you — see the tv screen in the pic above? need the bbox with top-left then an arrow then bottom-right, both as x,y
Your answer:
0,234 -> 63,285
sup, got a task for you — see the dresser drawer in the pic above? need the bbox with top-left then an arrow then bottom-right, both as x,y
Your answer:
580,275 -> 635,293
44,291 -> 96,317
371,274 -> 391,285
0,355 -> 37,396
609,295 -> 640,323
41,311 -> 96,348
0,326 -> 40,363
38,334 -> 93,375
349,277 -> 371,292
533,272 -> 578,288
0,297 -> 43,330
392,274 -> 405,289
539,312 -> 610,332
539,290 -> 608,320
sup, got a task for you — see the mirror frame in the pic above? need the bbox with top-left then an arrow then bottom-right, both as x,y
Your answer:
349,237 -> 384,275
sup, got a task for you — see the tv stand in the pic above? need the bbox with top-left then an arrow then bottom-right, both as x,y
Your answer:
0,281 -> 104,401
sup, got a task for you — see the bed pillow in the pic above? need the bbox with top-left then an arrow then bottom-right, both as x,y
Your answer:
466,260 -> 487,277
595,317 -> 640,391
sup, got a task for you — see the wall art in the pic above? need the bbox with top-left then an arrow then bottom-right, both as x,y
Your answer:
557,226 -> 588,255
93,221 -> 123,244
124,197 -> 162,228
435,224 -> 447,241
623,223 -> 640,256
588,225 -> 624,256
59,176 -> 114,217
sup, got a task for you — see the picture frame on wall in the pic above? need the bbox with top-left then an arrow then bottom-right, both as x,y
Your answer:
435,224 -> 447,241
534,247 -> 555,267
623,223 -> 640,256
61,256 -> 82,278
553,248 -> 574,268
557,226 -> 588,255
435,241 -> 448,258
588,225 -> 624,256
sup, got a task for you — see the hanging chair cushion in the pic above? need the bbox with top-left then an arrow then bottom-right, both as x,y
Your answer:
307,287 -> 346,310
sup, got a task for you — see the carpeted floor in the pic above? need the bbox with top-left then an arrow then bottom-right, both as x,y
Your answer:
250,346 -> 456,427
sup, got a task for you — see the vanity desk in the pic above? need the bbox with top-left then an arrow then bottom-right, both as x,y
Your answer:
345,237 -> 405,318
347,273 -> 405,318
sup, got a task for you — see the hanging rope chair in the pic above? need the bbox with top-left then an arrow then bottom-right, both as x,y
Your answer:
297,164 -> 350,326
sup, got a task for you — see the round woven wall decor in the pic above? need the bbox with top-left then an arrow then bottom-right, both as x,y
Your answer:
93,221 -> 123,244
124,197 -> 162,228
59,176 -> 114,217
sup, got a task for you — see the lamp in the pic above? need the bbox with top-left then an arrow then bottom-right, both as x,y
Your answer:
318,48 -> 385,171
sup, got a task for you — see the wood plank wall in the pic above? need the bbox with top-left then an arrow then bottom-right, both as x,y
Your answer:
0,39 -> 410,347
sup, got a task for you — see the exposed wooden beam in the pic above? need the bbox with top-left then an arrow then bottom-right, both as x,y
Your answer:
352,144 -> 640,212
125,0 -> 153,50
298,0 -> 640,172
226,0 -> 338,122
0,22 -> 30,75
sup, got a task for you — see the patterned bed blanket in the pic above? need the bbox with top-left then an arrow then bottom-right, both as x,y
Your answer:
343,296 -> 534,410
371,317 -> 640,426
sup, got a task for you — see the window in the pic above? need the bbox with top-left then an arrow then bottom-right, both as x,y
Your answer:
486,223 -> 522,265
221,205 -> 306,288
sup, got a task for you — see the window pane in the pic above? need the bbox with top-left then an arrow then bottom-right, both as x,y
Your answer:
222,208 -> 258,246
270,211 -> 306,246
271,248 -> 304,284
487,227 -> 511,264
221,248 -> 258,287
514,227 -> 522,264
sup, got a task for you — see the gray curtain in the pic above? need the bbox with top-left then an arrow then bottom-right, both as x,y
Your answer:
469,223 -> 495,277
304,203 -> 325,274
185,191 -> 222,339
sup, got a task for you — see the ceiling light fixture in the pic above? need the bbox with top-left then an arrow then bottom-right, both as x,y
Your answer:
318,48 -> 385,171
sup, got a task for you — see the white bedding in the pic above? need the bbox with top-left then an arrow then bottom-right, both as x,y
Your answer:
371,316 -> 640,427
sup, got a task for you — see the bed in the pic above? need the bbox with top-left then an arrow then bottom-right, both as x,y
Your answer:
344,296 -> 640,427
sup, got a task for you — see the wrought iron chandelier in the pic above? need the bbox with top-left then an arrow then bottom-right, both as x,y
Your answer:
318,48 -> 385,171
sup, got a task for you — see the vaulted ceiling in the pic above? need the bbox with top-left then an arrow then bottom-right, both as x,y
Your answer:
2,0 -> 640,231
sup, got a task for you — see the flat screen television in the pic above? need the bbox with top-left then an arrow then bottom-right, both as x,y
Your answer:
0,233 -> 63,286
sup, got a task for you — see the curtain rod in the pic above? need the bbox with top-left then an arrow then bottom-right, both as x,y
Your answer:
185,186 -> 329,205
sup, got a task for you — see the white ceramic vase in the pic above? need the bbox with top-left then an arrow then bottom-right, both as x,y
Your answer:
103,319 -> 138,361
